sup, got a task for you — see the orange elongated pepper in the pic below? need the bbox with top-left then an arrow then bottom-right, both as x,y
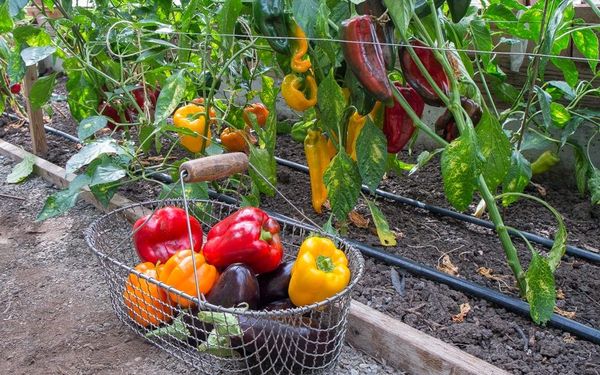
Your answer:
290,22 -> 311,73
304,129 -> 336,214
282,73 -> 318,112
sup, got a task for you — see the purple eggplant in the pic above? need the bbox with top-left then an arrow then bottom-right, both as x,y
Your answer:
257,260 -> 294,307
207,263 -> 260,310
263,298 -> 295,311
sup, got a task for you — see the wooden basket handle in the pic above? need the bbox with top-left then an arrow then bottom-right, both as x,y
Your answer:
179,152 -> 249,183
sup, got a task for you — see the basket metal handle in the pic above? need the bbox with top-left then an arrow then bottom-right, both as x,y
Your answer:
179,152 -> 249,183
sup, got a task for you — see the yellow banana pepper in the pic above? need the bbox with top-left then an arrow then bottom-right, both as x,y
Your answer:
345,102 -> 382,160
290,22 -> 311,73
173,104 -> 212,153
282,73 -> 318,112
288,236 -> 351,306
304,129 -> 336,214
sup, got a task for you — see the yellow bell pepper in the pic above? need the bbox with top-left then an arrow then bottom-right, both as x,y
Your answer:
173,104 -> 212,153
304,129 -> 336,214
345,102 -> 382,161
288,236 -> 351,306
290,22 -> 311,73
282,73 -> 318,112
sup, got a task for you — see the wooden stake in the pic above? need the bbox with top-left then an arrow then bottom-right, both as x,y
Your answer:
22,65 -> 48,156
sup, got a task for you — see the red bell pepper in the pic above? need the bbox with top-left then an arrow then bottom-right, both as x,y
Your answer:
132,206 -> 204,264
203,207 -> 283,274
383,84 -> 425,153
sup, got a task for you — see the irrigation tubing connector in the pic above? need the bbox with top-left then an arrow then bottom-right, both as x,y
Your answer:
274,156 -> 600,265
32,126 -> 600,344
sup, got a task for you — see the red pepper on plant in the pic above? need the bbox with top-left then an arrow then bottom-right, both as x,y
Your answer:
340,15 -> 393,104
203,207 -> 283,274
399,40 -> 450,106
132,206 -> 204,264
10,83 -> 21,94
384,84 -> 425,153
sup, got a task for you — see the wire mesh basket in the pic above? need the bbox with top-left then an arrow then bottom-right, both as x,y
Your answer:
84,154 -> 364,375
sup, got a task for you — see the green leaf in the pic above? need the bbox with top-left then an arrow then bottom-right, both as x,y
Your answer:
366,200 -> 397,247
356,118 -> 387,191
36,189 -> 80,221
549,102 -> 570,128
87,158 -> 126,186
218,0 -> 242,50
440,136 -> 480,211
324,151 -> 362,220
292,0 -> 319,38
13,25 -> 52,47
534,86 -> 552,128
476,111 -> 511,192
502,151 -> 532,206
408,149 -> 442,175
159,182 -> 208,200
573,144 -> 589,196
9,0 -> 28,17
560,117 -> 584,147
547,80 -> 575,100
525,252 -> 556,325
317,71 -> 346,143
154,70 -> 186,125
550,57 -> 578,87
470,18 -> 493,66
90,183 -> 118,207
20,46 -> 56,66
249,147 -> 277,196
483,4 -> 518,34
65,138 -> 125,173
6,154 -> 35,184
547,217 -> 567,272
314,0 -> 336,65
65,61 -> 100,121
589,167 -> 600,205
0,2 -> 14,33
384,0 -> 414,35
78,116 -> 108,140
29,72 -> 57,110
387,154 -> 416,175
539,0 -> 571,73
572,27 -> 598,72
8,50 -> 26,83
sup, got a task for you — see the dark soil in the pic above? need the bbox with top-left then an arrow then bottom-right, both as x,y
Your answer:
2,78 -> 599,374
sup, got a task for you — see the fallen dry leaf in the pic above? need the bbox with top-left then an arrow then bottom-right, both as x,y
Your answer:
530,182 -> 547,197
556,288 -> 565,300
452,303 -> 471,323
437,254 -> 459,276
554,306 -> 576,319
348,210 -> 370,229
563,333 -> 576,344
477,267 -> 510,282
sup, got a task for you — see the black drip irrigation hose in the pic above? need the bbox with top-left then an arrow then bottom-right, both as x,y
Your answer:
33,125 -> 600,344
206,189 -> 600,346
275,156 -> 600,265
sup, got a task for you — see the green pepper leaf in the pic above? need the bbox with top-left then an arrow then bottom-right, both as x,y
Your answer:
20,46 -> 56,66
534,86 -> 552,129
0,2 -> 13,33
36,189 -> 80,221
549,102 -> 570,128
249,146 -> 277,196
384,0 -> 414,35
525,252 -> 556,325
539,0 -> 571,73
356,117 -> 386,192
218,0 -> 242,51
588,167 -> 600,205
154,70 -> 186,125
90,182 -> 119,208
86,157 -> 126,186
476,110 -> 511,192
8,49 -> 26,83
470,18 -> 493,66
573,144 -> 589,196
159,182 -> 208,200
440,136 -> 481,212
6,154 -> 35,184
366,200 -> 397,247
550,57 -> 578,87
65,138 -> 126,173
29,72 -> 57,110
317,71 -> 345,144
78,116 -> 108,141
324,151 -> 361,221
292,0 -> 319,38
501,151 -> 532,206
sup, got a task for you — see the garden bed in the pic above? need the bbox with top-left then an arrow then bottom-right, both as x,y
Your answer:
1,85 -> 599,374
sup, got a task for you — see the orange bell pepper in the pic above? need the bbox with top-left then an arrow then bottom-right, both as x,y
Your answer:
157,249 -> 219,308
243,103 -> 269,128
123,262 -> 172,327
220,126 -> 256,153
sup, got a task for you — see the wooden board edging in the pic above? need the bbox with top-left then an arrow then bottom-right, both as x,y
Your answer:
0,138 -> 508,375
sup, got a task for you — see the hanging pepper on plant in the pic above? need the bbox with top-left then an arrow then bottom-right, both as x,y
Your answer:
384,84 -> 425,153
399,40 -> 450,106
304,129 -> 337,214
340,15 -> 393,104
253,0 -> 292,55
282,72 -> 318,111
434,97 -> 482,142
173,103 -> 214,153
243,103 -> 270,128
346,102 -> 383,160
531,150 -> 560,175
289,21 -> 311,73
355,0 -> 395,70
220,126 -> 257,154
203,207 -> 284,274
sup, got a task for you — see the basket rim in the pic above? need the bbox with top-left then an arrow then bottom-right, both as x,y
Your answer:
85,198 -> 365,318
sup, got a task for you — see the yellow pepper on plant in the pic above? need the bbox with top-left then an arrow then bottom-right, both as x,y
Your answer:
345,102 -> 382,160
304,129 -> 336,214
288,236 -> 351,306
290,21 -> 311,73
173,104 -> 213,153
282,73 -> 318,112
